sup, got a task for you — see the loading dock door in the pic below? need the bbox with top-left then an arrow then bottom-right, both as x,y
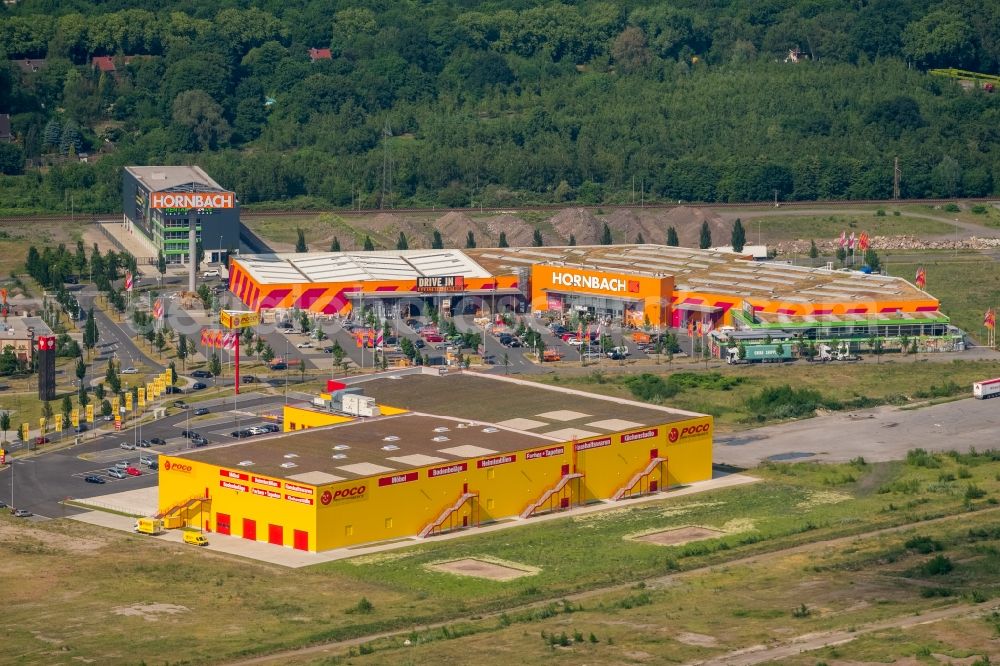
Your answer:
217,513 -> 231,536
243,518 -> 256,541
268,524 -> 283,546
293,529 -> 308,551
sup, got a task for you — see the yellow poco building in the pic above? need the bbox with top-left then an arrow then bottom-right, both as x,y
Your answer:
157,373 -> 713,552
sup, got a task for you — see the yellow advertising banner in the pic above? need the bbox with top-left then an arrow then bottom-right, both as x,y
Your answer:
221,310 -> 260,329
39,417 -> 46,432
21,423 -> 29,440
138,388 -> 146,408
85,404 -> 94,423
125,393 -> 133,412
71,408 -> 80,427
146,382 -> 155,400
55,414 -> 63,431
112,396 -> 120,414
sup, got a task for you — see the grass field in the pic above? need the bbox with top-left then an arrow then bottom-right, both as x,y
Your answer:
5,453 -> 1000,664
537,359 -> 1000,429
885,257 -> 1000,338
753,213 -> 956,241
0,219 -> 93,277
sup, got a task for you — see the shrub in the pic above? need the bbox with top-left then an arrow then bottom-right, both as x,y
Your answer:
965,484 -> 987,500
616,592 -> 652,609
971,204 -> 988,214
944,203 -> 960,212
791,603 -> 811,618
348,597 -> 374,614
920,587 -> 954,598
958,467 -> 973,479
623,373 -> 677,402
875,208 -> 886,216
923,555 -> 954,576
906,449 -> 940,468
745,385 -> 833,421
938,472 -> 956,482
905,535 -> 942,554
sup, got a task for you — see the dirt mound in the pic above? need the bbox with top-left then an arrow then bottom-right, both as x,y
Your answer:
603,209 -> 665,244
433,211 -> 480,248
662,206 -> 729,248
482,214 -> 537,246
549,207 -> 602,245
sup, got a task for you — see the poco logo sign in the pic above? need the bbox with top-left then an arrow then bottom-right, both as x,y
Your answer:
669,422 -> 711,443
551,271 -> 628,293
163,460 -> 192,473
325,485 -> 366,503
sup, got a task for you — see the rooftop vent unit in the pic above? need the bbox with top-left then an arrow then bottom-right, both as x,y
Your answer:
432,436 -> 450,442
279,462 -> 298,469
333,444 -> 351,451
382,435 -> 400,442
283,453 -> 298,459
237,460 -> 254,467
381,444 -> 400,451
433,426 -> 450,433
331,454 -> 347,460
481,427 -> 499,434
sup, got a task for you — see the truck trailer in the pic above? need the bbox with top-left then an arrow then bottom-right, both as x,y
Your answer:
973,378 -> 1000,399
134,517 -> 164,535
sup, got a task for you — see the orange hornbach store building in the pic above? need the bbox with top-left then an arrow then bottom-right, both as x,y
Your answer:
155,373 -> 713,552
228,244 -> 944,337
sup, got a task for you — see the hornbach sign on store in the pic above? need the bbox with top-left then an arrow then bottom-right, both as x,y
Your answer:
150,192 -> 235,209
416,276 -> 465,292
551,270 -> 639,294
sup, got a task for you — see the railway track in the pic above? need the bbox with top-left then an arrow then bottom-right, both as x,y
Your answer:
1,197 -> 997,225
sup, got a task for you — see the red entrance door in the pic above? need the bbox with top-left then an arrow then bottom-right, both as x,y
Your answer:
268,524 -> 283,546
293,529 -> 308,551
561,464 -> 570,476
217,513 -> 231,535
243,518 -> 256,541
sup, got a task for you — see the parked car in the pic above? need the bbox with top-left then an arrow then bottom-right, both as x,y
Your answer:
413,339 -> 426,349
102,414 -> 114,421
121,367 -> 138,374
138,439 -> 152,448
247,426 -> 268,435
193,407 -> 210,416
120,442 -> 136,450
231,429 -> 253,439
125,466 -> 142,476
242,375 -> 256,383
190,370 -> 213,378
12,508 -> 32,517
34,436 -> 50,445
181,430 -> 200,439
148,461 -> 158,470
108,468 -> 127,479
567,338 -> 585,346
164,386 -> 184,394
202,269 -> 220,278
582,351 -> 603,360
191,436 -> 208,447
139,455 -> 154,466
270,362 -> 287,370
173,400 -> 189,409
191,382 -> 208,390
296,341 -> 313,349
149,437 -> 166,446
84,475 -> 106,484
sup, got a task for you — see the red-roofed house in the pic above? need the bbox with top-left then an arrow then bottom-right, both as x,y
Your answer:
309,48 -> 332,62
92,55 -> 143,74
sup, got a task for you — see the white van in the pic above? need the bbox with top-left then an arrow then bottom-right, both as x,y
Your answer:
202,270 -> 220,279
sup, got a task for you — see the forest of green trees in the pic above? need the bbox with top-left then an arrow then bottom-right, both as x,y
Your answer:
1,0 -> 1000,213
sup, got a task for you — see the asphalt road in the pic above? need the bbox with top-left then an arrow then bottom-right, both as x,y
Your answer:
1,391 -> 291,519
77,286 -> 163,373
715,396 -> 1000,467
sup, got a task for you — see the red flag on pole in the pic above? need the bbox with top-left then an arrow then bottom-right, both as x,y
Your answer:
200,328 -> 209,346
915,267 -> 926,288
986,309 -> 996,330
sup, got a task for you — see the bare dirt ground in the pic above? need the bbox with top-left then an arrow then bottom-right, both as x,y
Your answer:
633,525 -> 724,546
428,557 -> 538,581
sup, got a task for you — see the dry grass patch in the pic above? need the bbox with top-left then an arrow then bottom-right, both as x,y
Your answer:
428,557 -> 539,581
630,526 -> 724,547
